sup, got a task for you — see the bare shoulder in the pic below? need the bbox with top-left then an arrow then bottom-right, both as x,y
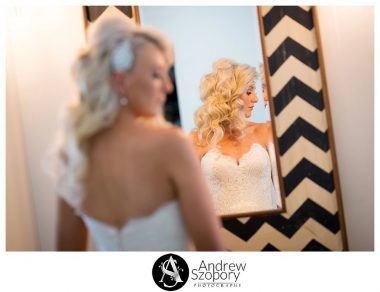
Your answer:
167,126 -> 193,148
246,121 -> 273,143
263,121 -> 274,143
153,126 -> 195,158
153,124 -> 188,143
245,121 -> 270,133
263,121 -> 272,131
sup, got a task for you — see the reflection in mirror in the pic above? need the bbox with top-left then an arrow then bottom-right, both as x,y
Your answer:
139,6 -> 283,217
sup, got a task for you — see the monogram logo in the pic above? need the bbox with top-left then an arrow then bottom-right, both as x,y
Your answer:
160,256 -> 183,287
152,254 -> 189,291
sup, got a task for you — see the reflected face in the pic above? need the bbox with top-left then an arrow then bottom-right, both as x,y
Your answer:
241,84 -> 258,118
122,43 -> 173,117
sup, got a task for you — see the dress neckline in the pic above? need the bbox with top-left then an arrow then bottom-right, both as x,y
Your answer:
202,143 -> 268,166
81,199 -> 179,232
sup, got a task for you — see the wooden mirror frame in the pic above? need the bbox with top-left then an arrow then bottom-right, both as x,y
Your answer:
219,6 -> 348,251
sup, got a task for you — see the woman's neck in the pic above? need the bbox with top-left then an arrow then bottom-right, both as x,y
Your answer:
112,106 -> 137,128
114,106 -> 168,130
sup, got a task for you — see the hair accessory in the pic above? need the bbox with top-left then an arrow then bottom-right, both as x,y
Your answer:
111,40 -> 134,71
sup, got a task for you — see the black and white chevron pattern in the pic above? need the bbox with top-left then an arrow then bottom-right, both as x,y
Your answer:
222,6 -> 346,251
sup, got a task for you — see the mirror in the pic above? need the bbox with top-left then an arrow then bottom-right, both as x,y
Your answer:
139,6 -> 285,217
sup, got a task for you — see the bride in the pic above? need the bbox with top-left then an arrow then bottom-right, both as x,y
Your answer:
47,16 -> 224,251
191,59 -> 281,217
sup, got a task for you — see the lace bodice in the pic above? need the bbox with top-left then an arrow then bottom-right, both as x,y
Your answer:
201,143 -> 279,216
81,200 -> 193,251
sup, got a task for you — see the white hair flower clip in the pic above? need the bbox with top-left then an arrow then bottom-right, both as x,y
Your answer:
111,40 -> 134,71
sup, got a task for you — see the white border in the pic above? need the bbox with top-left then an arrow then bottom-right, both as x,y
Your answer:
1,1 -> 378,292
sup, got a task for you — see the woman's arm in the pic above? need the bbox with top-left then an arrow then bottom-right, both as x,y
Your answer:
265,122 -> 282,208
166,131 -> 224,251
268,143 -> 282,208
56,197 -> 88,251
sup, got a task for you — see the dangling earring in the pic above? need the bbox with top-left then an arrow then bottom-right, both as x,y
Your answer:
119,96 -> 128,106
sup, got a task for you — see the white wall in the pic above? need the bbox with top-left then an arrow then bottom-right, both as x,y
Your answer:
6,6 -> 86,250
139,6 -> 269,134
6,23 -> 39,250
317,6 -> 374,250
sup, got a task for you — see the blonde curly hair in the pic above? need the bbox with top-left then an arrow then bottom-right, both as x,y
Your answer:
194,59 -> 257,146
45,16 -> 173,210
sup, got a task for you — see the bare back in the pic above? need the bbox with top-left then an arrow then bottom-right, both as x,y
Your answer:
81,117 -> 177,229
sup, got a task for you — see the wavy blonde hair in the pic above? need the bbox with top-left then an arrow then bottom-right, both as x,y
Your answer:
194,59 -> 257,146
45,16 -> 173,210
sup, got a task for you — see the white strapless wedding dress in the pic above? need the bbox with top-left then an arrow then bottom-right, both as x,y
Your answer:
201,143 -> 280,216
80,200 -> 193,251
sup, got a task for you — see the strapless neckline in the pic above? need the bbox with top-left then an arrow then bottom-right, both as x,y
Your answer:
81,199 -> 192,250
200,142 -> 276,215
202,143 -> 267,166
81,199 -> 178,233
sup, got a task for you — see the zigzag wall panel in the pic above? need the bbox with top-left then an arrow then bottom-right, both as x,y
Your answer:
222,6 -> 348,251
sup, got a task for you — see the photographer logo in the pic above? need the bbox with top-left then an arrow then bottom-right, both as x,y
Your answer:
152,253 -> 189,291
